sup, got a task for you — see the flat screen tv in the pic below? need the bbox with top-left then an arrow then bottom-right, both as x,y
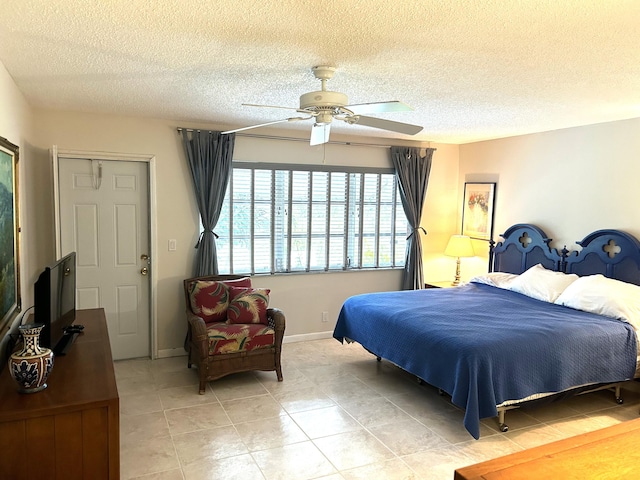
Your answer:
35,252 -> 77,355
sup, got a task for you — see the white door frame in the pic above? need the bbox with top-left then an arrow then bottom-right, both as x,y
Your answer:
52,146 -> 158,359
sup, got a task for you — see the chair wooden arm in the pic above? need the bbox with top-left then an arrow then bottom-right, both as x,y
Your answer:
267,307 -> 286,347
186,311 -> 209,360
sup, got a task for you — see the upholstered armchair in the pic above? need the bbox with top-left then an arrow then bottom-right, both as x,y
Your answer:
183,274 -> 285,394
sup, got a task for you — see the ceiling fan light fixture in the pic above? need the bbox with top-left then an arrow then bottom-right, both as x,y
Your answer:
315,112 -> 334,125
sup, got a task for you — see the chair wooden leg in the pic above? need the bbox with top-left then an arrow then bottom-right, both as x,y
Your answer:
198,363 -> 207,394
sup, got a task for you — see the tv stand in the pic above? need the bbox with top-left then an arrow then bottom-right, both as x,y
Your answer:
0,309 -> 119,479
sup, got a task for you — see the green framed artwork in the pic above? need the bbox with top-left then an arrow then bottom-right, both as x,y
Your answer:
0,137 -> 20,333
462,182 -> 496,241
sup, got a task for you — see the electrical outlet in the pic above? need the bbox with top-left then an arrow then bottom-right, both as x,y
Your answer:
321,311 -> 329,322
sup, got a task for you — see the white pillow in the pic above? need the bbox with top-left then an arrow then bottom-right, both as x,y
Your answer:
470,272 -> 518,289
554,274 -> 640,330
509,264 -> 578,303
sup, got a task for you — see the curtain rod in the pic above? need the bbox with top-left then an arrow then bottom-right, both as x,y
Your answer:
176,127 -> 434,150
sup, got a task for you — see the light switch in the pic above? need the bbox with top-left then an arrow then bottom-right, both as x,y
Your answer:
168,239 -> 177,251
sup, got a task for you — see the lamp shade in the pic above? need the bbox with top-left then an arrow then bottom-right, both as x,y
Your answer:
444,235 -> 474,258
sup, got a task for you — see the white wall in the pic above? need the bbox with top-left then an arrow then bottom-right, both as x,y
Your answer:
458,118 -> 640,279
31,110 -> 459,355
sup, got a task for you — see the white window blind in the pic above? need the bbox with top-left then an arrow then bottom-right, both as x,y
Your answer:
216,164 -> 408,275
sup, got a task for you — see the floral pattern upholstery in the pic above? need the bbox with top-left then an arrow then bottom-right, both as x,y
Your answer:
206,322 -> 275,355
227,288 -> 271,324
188,277 -> 252,323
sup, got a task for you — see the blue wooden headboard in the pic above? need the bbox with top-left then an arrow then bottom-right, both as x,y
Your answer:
489,224 -> 640,286
490,224 -> 564,274
565,229 -> 640,286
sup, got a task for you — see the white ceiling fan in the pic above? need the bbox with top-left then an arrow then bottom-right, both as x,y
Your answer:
222,66 -> 424,145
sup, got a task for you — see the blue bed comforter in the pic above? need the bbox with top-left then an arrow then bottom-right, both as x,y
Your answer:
333,283 -> 637,439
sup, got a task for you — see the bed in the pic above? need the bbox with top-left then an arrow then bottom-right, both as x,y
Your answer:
333,224 -> 640,439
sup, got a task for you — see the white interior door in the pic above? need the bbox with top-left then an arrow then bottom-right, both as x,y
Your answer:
57,156 -> 151,360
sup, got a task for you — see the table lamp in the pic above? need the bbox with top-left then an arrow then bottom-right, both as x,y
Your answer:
444,235 -> 474,286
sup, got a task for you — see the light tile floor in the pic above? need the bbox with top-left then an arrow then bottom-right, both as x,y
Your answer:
115,339 -> 640,480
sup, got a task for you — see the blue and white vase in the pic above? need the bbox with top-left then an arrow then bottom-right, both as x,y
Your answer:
8,323 -> 54,393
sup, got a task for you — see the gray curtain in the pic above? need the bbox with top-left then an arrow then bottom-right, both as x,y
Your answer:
181,130 -> 235,276
391,146 -> 435,290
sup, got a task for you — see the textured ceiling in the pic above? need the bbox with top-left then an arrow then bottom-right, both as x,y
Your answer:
1,0 -> 639,144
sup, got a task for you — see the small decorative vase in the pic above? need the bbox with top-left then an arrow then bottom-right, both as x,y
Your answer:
8,323 -> 54,393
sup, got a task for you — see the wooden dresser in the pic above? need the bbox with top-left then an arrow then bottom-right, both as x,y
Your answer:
455,417 -> 640,479
0,308 -> 119,479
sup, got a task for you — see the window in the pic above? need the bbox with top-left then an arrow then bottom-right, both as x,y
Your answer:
215,163 -> 409,274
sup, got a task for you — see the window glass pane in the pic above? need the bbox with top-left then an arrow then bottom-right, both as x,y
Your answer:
292,171 -> 310,201
330,172 -> 346,201
254,169 -> 272,202
311,172 -> 327,202
290,204 -> 308,235
254,204 -> 271,236
232,202 -> 251,238
273,171 -> 289,272
362,236 -> 376,267
379,174 -> 395,202
311,203 -> 327,234
379,235 -> 392,266
395,236 -> 407,266
363,173 -> 379,202
309,237 -> 326,270
362,204 -> 377,234
233,169 -> 252,200
328,237 -> 344,268
232,238 -> 251,272
217,237 -> 231,273
329,204 -> 345,233
379,204 -> 392,233
290,236 -> 308,271
254,238 -> 271,273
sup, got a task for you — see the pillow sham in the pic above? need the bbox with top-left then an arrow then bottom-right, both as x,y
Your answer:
470,272 -> 518,289
508,264 -> 578,303
189,277 -> 252,323
227,287 -> 271,325
554,274 -> 640,330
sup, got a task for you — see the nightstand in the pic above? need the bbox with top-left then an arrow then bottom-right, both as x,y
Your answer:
424,280 -> 460,289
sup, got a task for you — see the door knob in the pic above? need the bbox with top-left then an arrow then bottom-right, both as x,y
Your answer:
141,267 -> 148,276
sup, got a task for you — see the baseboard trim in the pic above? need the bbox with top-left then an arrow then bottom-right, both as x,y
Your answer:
283,331 -> 334,343
156,348 -> 187,359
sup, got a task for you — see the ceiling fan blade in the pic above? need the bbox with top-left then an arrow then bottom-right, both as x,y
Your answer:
242,103 -> 300,111
346,101 -> 414,114
222,117 -> 310,134
352,115 -> 423,135
310,123 -> 331,146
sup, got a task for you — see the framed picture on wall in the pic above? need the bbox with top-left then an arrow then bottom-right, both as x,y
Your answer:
0,136 -> 20,333
462,182 -> 496,241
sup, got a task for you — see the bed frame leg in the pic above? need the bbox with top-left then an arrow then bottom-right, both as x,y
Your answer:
498,409 -> 509,432
615,384 -> 624,404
